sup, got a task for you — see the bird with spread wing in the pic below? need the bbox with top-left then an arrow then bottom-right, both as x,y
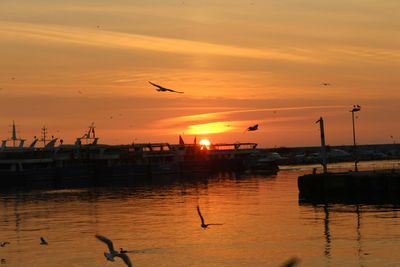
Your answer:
148,81 -> 184,94
197,205 -> 223,229
95,235 -> 133,267
0,242 -> 10,247
247,124 -> 259,131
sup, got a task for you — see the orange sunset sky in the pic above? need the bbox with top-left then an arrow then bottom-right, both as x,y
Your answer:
0,0 -> 399,147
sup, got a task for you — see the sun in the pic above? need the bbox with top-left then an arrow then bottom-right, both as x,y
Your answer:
199,139 -> 211,149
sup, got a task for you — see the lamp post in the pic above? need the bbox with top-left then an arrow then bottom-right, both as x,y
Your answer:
316,117 -> 328,174
351,105 -> 361,171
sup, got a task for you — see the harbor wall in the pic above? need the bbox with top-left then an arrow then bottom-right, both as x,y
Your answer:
298,169 -> 400,203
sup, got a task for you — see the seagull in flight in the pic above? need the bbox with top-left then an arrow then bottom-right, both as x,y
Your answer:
40,237 -> 48,245
279,257 -> 300,267
0,242 -> 10,247
321,82 -> 331,86
95,235 -> 132,267
148,81 -> 184,94
247,124 -> 259,131
197,205 -> 223,229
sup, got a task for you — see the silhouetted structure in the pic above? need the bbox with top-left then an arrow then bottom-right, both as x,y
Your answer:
298,169 -> 400,203
351,105 -> 361,171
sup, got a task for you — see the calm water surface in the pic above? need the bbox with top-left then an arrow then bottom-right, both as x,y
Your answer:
1,161 -> 400,267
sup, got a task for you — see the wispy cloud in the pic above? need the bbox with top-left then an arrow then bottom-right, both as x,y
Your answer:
154,105 -> 349,135
331,46 -> 400,63
159,105 -> 348,124
0,22 -> 315,62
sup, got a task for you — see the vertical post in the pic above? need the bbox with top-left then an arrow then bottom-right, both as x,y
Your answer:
352,111 -> 358,171
351,105 -> 361,172
317,117 -> 328,174
12,120 -> 17,147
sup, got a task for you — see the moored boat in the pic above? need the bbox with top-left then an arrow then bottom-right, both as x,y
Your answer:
0,123 -> 279,187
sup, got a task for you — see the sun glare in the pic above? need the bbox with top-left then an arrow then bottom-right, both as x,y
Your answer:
199,139 -> 211,149
187,122 -> 232,135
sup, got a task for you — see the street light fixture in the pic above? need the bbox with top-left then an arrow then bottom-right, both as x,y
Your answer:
351,105 -> 361,171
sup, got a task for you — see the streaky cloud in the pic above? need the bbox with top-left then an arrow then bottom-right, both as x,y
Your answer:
0,22 -> 315,62
159,105 -> 349,124
153,105 -> 349,135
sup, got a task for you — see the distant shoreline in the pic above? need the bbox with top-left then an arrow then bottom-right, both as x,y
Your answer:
262,143 -> 400,165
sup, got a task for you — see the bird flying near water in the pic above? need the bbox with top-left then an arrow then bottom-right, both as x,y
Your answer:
279,257 -> 300,267
40,237 -> 48,245
148,81 -> 184,94
95,235 -> 132,267
0,242 -> 10,247
196,205 -> 223,229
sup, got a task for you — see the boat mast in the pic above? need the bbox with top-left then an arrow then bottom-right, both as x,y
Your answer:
79,122 -> 96,144
6,120 -> 25,148
41,126 -> 48,147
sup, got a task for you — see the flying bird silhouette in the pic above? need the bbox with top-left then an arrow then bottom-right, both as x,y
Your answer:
95,235 -> 132,267
279,257 -> 300,267
148,81 -> 184,94
247,124 -> 259,131
40,237 -> 48,245
321,82 -> 331,86
113,253 -> 132,267
196,205 -> 223,229
0,242 -> 10,247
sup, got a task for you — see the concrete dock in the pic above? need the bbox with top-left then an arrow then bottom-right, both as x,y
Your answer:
298,169 -> 400,203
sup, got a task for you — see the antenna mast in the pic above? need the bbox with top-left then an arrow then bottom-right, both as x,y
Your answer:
40,126 -> 49,147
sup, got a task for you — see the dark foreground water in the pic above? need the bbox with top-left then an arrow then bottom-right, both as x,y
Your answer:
1,160 -> 400,267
